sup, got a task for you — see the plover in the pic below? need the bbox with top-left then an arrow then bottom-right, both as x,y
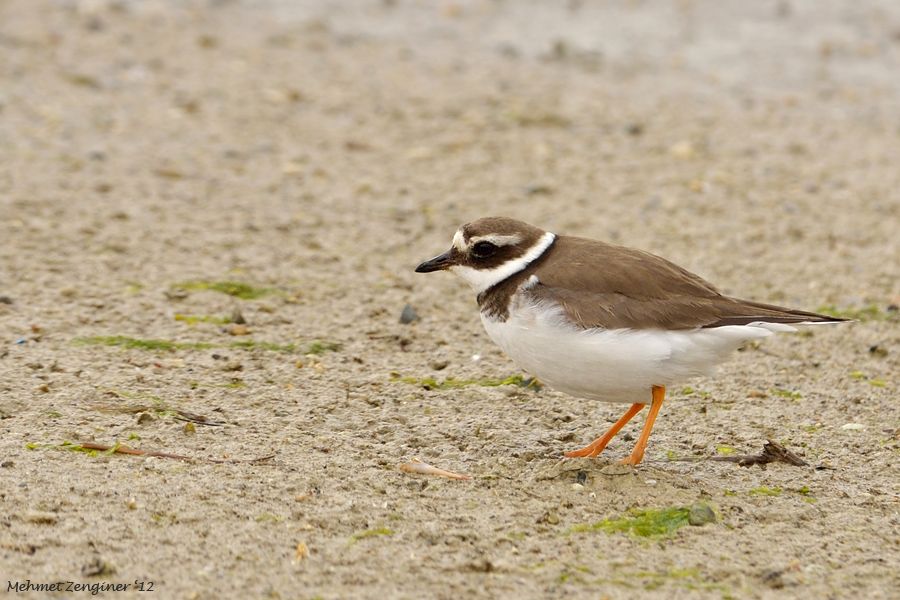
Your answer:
415,217 -> 846,465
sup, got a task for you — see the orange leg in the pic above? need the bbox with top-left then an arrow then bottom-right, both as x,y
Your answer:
620,385 -> 666,466
564,402 -> 646,458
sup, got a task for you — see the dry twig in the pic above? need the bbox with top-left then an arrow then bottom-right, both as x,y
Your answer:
672,439 -> 808,468
89,403 -> 224,426
73,442 -> 274,464
399,458 -> 471,480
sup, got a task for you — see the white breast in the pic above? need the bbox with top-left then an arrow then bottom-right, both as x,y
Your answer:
480,292 -> 782,403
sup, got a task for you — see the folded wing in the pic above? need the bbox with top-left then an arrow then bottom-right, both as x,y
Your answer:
528,236 -> 845,330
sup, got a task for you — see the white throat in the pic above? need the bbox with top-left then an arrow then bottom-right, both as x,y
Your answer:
451,231 -> 556,294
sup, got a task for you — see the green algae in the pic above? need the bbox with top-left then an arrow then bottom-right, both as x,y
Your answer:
348,527 -> 394,545
74,336 -> 339,354
815,304 -> 895,321
391,373 -> 541,390
174,313 -> 233,325
74,336 -> 214,351
567,506 -> 697,538
175,280 -> 278,299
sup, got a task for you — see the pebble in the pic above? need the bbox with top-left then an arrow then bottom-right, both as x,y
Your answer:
136,412 -> 154,425
81,558 -> 116,577
227,324 -> 250,336
571,483 -> 584,491
295,542 -> 309,561
841,423 -> 865,431
868,344 -> 888,357
25,511 -> 58,524
688,503 -> 717,526
399,304 -> 419,324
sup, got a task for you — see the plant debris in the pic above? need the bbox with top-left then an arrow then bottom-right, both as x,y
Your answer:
174,313 -> 234,325
713,440 -> 808,467
568,505 -> 713,538
399,457 -> 471,480
74,336 -> 214,351
348,527 -> 394,545
390,373 -> 541,390
89,401 -> 224,426
74,336 -> 339,354
27,441 -> 275,464
174,280 -> 278,300
670,440 -> 808,468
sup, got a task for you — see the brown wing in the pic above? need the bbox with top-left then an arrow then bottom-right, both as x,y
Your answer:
526,236 -> 845,330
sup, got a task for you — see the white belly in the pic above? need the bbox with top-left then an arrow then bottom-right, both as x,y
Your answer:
480,296 -> 779,403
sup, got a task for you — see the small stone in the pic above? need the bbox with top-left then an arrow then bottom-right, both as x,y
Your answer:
222,361 -> 243,372
543,512 -> 560,525
524,183 -> 554,196
430,360 -> 449,371
688,502 -> 716,526
669,140 -> 696,159
761,569 -> 786,589
227,324 -> 250,336
165,288 -> 189,301
295,542 -> 309,561
25,511 -> 58,524
868,345 -> 888,357
183,422 -> 196,435
136,412 -> 155,425
571,483 -> 584,491
231,308 -> 247,325
399,304 -> 419,324
82,558 -> 116,577
126,498 -> 137,510
1,460 -> 13,468
841,423 -> 865,431
0,296 -> 13,304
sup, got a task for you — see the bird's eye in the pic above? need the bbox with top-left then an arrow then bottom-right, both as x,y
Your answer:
472,241 -> 498,258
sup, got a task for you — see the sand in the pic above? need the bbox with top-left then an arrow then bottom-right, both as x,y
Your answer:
1,1 -> 898,598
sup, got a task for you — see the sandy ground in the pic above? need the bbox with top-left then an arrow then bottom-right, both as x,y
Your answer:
1,1 -> 899,598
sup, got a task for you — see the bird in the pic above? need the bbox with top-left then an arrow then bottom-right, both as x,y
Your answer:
414,217 -> 847,465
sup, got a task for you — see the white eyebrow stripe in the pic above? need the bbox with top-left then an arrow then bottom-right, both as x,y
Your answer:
452,230 -> 466,252
469,234 -> 523,247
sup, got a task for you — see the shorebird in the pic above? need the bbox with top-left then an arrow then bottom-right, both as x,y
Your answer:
415,217 -> 846,465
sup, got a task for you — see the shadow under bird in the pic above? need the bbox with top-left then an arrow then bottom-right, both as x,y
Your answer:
415,217 -> 847,465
